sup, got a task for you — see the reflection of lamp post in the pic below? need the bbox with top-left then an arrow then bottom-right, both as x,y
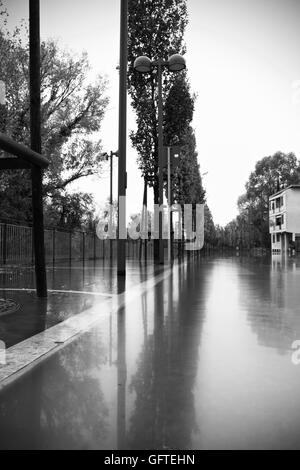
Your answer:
117,276 -> 126,449
134,54 -> 186,264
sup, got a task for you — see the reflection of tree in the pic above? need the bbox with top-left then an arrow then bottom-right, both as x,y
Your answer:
0,291 -> 96,348
0,296 -> 47,348
127,261 -> 209,450
239,257 -> 300,354
0,329 -> 109,449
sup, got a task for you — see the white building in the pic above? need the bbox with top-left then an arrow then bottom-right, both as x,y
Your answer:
269,185 -> 300,253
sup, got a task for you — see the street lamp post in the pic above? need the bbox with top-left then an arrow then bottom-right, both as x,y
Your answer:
134,54 -> 186,265
103,151 -> 118,260
117,0 -> 128,277
29,0 -> 47,297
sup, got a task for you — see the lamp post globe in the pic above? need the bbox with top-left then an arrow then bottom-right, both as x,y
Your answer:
168,54 -> 186,72
133,52 -> 186,265
134,56 -> 152,73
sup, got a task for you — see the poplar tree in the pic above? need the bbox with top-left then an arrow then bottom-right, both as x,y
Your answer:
128,0 -> 188,206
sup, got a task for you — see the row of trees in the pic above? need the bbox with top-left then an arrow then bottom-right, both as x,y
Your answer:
1,0 -> 210,239
5,0 -> 294,252
127,0 -> 207,245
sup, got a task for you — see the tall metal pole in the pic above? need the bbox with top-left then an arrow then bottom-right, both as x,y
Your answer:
110,153 -> 113,207
167,147 -> 171,263
110,152 -> 113,261
143,178 -> 148,261
29,0 -> 47,297
157,60 -> 164,265
117,0 -> 128,276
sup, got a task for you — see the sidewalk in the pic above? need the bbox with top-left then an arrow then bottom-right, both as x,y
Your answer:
0,261 -> 160,348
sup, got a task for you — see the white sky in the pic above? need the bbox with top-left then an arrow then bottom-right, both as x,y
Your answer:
3,0 -> 300,225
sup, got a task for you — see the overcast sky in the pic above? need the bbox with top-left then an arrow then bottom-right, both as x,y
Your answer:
3,0 -> 300,225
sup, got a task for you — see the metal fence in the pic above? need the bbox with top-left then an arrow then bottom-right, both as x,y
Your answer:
0,221 -> 212,267
0,222 -> 159,266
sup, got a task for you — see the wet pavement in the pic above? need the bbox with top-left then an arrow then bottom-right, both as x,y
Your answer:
0,261 -> 161,348
0,255 -> 300,449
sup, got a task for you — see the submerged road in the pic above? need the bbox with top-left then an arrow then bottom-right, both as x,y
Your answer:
0,255 -> 300,450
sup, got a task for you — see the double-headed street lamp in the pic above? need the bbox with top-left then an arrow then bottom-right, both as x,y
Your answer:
134,54 -> 186,264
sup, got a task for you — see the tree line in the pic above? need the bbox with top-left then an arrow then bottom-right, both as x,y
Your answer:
128,0 -> 208,251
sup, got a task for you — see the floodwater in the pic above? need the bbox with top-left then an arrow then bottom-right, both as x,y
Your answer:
0,255 -> 300,449
0,262 -> 160,347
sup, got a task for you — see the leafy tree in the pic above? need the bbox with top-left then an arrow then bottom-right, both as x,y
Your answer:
0,11 -> 109,227
204,205 -> 216,246
128,1 -> 207,254
243,152 -> 300,207
164,73 -> 195,147
164,74 -> 205,205
214,224 -> 226,248
128,0 -> 188,204
44,192 -> 95,230
222,151 -> 300,249
172,126 -> 205,206
242,152 -> 300,246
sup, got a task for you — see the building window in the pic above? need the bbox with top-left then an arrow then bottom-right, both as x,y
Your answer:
273,235 -> 276,243
282,214 -> 284,225
276,198 -> 280,209
280,196 -> 284,207
276,233 -> 280,242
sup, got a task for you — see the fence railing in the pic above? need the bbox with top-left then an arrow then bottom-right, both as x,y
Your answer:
0,221 -> 213,266
0,222 -> 168,266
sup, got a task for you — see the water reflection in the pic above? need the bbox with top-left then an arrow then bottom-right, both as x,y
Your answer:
0,291 -> 95,348
117,276 -> 127,449
239,255 -> 300,353
0,329 -> 110,449
126,260 -> 210,450
0,265 -> 119,348
1,257 -> 300,449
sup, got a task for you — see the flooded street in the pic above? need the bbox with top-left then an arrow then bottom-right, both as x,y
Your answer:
0,256 -> 300,449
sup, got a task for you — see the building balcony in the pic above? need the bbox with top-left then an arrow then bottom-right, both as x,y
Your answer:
269,206 -> 285,216
269,224 -> 286,233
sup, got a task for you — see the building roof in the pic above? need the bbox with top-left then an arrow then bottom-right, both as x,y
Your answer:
269,185 -> 300,200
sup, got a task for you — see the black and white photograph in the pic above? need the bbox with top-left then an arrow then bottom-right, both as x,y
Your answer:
0,0 -> 300,453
